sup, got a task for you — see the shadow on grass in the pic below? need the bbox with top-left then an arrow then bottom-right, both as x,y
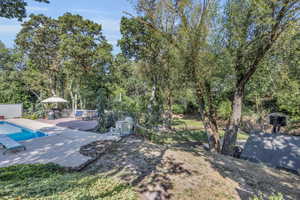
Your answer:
82,135 -> 195,199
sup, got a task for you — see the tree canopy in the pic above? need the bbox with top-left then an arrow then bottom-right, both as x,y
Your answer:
0,0 -> 299,152
0,0 -> 49,21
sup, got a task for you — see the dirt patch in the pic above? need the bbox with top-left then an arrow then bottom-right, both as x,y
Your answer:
206,151 -> 300,200
83,135 -> 166,185
82,135 -> 300,200
80,140 -> 114,158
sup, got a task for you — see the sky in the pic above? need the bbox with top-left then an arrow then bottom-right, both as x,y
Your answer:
0,0 -> 135,53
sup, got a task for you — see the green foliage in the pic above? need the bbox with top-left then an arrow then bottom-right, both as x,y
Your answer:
252,193 -> 283,200
15,13 -> 112,110
0,0 -> 299,142
217,100 -> 232,120
0,164 -> 137,200
119,12 -> 183,128
22,113 -> 39,120
0,163 -> 63,181
172,104 -> 185,115
0,0 -> 49,21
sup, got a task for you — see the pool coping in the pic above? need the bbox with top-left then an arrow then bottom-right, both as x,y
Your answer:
0,118 -> 121,169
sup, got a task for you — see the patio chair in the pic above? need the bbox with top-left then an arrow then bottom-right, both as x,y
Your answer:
74,110 -> 84,120
0,135 -> 26,154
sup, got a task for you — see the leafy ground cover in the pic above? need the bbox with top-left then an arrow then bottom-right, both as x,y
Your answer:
0,164 -> 137,200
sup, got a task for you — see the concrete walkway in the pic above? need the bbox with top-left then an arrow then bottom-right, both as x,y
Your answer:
0,119 -> 120,169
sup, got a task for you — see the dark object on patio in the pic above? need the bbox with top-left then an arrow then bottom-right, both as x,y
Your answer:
0,116 -> 4,120
268,113 -> 287,134
233,146 -> 243,158
241,133 -> 300,174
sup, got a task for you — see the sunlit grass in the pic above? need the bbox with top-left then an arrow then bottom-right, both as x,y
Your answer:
172,117 -> 249,141
172,117 -> 203,130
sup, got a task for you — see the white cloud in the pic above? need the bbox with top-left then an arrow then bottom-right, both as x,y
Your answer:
0,25 -> 21,34
27,6 -> 49,12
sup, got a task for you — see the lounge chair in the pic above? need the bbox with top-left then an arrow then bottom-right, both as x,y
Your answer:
74,110 -> 84,119
74,110 -> 98,120
0,135 -> 26,155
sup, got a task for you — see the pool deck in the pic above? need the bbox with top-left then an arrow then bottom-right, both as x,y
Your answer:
0,119 -> 120,169
38,118 -> 98,131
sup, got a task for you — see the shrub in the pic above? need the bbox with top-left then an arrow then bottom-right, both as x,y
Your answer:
217,100 -> 232,120
172,104 -> 185,114
252,193 -> 284,200
185,101 -> 198,114
22,113 -> 39,120
0,164 -> 137,200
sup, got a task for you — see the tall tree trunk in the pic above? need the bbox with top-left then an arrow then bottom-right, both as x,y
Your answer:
74,93 -> 78,111
203,116 -> 220,152
165,88 -> 172,129
147,83 -> 163,126
221,85 -> 244,155
49,77 -> 56,96
195,84 -> 220,152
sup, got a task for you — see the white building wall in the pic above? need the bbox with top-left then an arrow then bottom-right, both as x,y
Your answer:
0,104 -> 23,119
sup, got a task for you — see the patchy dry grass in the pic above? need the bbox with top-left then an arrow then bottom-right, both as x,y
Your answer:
83,136 -> 300,200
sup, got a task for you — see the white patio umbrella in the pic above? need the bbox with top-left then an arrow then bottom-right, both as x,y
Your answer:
41,96 -> 68,103
41,96 -> 68,120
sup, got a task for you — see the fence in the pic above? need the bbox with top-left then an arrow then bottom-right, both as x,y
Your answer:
0,104 -> 23,119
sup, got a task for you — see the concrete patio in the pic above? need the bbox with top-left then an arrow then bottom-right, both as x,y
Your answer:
0,119 -> 120,169
38,118 -> 98,131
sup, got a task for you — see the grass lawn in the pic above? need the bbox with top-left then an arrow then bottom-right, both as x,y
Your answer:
0,164 -> 137,200
172,117 -> 204,130
171,116 -> 249,143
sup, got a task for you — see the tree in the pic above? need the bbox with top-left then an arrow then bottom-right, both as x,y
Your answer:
15,13 -> 113,111
16,14 -> 61,98
221,0 -> 300,155
272,33 -> 300,119
174,0 -> 222,151
0,41 -> 33,108
119,15 -> 176,128
129,0 -> 222,150
58,13 -> 112,111
0,0 -> 49,21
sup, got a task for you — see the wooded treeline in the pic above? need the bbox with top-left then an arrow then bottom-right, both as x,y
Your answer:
0,0 -> 299,155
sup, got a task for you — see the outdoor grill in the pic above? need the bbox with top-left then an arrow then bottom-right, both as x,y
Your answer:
268,113 -> 287,134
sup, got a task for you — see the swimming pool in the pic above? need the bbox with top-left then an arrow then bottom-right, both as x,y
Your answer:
0,121 -> 47,141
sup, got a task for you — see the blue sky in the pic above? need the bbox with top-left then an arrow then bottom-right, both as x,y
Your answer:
0,0 -> 135,53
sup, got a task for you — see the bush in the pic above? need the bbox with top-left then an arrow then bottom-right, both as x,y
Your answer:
172,104 -> 185,114
217,100 -> 232,120
185,101 -> 198,114
252,193 -> 284,200
0,164 -> 137,200
22,113 -> 39,120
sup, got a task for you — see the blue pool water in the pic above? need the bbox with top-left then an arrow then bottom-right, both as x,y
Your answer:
0,121 -> 47,141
